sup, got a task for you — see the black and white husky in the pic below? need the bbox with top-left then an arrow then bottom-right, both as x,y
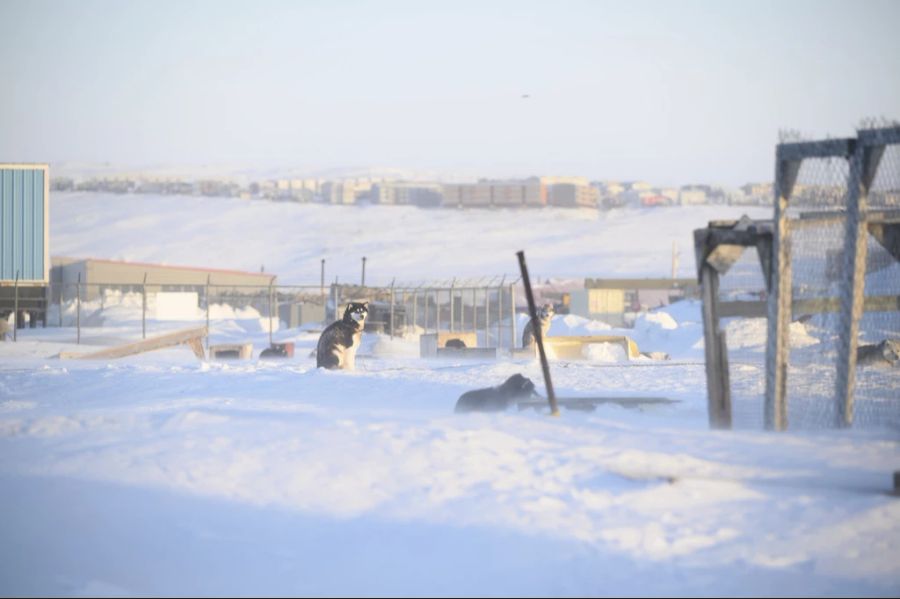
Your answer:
316,302 -> 368,370
522,303 -> 555,348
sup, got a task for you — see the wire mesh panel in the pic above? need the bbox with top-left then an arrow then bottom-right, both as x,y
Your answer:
780,155 -> 850,428
854,139 -> 900,428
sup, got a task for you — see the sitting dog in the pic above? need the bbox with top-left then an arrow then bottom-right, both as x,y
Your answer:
522,303 -> 555,348
316,302 -> 368,370
454,374 -> 538,413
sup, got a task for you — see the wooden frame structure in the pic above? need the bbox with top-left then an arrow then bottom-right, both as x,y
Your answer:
695,125 -> 900,431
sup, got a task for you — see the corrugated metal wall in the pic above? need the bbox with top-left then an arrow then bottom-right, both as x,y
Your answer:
1,166 -> 47,282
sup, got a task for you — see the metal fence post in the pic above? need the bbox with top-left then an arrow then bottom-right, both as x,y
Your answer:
497,286 -> 503,349
76,273 -> 81,345
435,288 -> 440,332
205,275 -> 211,350
142,273 -> 148,340
389,283 -> 395,339
58,282 -> 63,328
510,283 -> 517,349
449,281 -> 455,332
268,276 -> 276,347
484,287 -> 490,346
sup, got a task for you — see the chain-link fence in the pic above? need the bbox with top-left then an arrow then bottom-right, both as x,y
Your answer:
329,281 -> 519,349
854,138 -> 900,427
15,278 -> 521,356
781,154 -> 852,429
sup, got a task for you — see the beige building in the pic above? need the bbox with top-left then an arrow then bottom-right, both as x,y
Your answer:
50,257 -> 277,301
443,178 -> 545,208
570,278 -> 700,326
679,188 -> 707,205
545,178 -> 599,208
321,179 -> 376,205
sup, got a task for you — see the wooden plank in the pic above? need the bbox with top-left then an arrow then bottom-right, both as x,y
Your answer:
59,326 -> 208,360
701,264 -> 731,429
718,295 -> 900,319
585,277 -> 699,290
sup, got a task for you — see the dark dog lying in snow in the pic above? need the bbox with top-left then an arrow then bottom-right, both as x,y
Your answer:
454,374 -> 538,413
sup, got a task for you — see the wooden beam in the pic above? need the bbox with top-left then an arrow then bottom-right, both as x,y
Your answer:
58,326 -> 208,360
718,295 -> 900,319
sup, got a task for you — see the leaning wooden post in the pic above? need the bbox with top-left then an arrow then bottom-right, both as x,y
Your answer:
142,273 -> 148,340
517,251 -> 559,416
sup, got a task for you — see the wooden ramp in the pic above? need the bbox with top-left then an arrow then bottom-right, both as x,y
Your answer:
518,396 -> 678,412
58,326 -> 207,360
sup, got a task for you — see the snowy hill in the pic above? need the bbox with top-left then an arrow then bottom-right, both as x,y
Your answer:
50,192 -> 772,284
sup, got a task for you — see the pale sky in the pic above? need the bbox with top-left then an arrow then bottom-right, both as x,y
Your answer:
1,0 -> 898,186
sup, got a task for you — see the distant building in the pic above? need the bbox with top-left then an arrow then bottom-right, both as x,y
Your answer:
569,278 -> 701,326
543,177 -> 597,208
640,193 -> 673,207
50,257 -> 277,301
373,181 -> 443,207
678,188 -> 707,205
321,179 -> 375,205
443,178 -> 545,208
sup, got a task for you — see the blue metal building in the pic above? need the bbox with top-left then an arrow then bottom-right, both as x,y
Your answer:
1,163 -> 49,328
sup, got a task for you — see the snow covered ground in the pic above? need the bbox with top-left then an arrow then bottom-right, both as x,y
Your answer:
1,194 -> 899,597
